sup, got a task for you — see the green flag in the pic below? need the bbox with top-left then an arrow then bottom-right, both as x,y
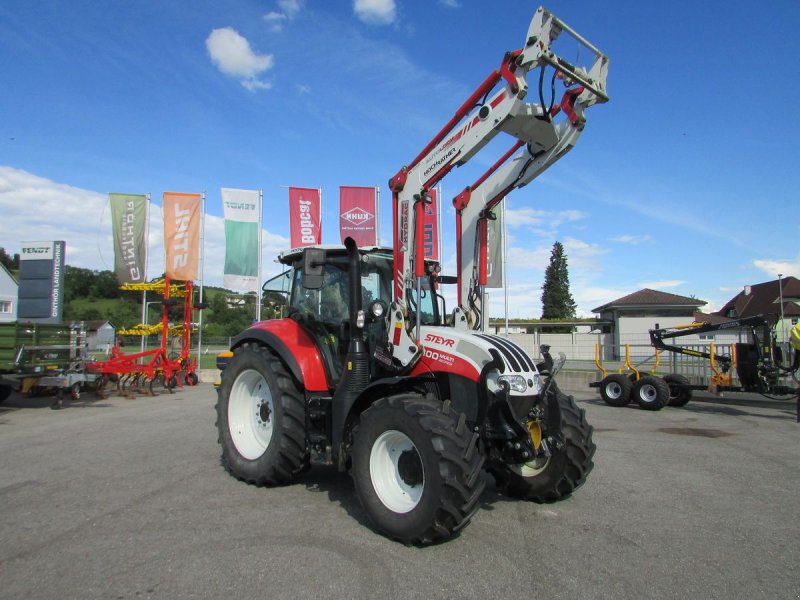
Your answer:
222,188 -> 260,292
109,193 -> 147,283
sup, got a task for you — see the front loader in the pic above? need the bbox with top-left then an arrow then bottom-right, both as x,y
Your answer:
216,6 -> 609,544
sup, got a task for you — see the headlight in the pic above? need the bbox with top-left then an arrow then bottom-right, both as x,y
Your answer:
356,309 -> 366,329
498,374 -> 527,393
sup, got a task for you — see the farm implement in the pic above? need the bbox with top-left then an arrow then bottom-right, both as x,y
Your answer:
86,277 -> 202,398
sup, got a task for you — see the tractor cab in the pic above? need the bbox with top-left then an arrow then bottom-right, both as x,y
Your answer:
273,245 -> 440,385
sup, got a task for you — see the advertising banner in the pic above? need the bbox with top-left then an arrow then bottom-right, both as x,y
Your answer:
289,187 -> 321,248
163,192 -> 201,280
222,187 -> 260,292
17,240 -> 66,323
339,186 -> 377,247
486,205 -> 503,288
423,188 -> 439,261
109,193 -> 148,283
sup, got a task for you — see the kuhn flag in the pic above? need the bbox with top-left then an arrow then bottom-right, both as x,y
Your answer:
109,193 -> 148,283
289,187 -> 321,247
423,188 -> 439,261
163,192 -> 201,280
222,188 -> 260,292
339,186 -> 377,247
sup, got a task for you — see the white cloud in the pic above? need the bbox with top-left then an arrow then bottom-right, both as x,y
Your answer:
353,0 -> 396,25
611,234 -> 653,245
753,257 -> 800,279
439,0 -> 461,7
264,0 -> 304,32
206,27 -> 274,91
0,166 -> 289,289
504,207 -> 586,230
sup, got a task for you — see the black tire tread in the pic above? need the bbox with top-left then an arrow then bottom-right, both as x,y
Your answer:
216,342 -> 307,486
352,394 -> 485,545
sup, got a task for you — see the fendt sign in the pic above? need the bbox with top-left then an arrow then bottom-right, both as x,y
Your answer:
18,240 -> 66,323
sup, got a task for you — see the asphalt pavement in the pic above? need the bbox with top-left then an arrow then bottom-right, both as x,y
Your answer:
0,382 -> 798,599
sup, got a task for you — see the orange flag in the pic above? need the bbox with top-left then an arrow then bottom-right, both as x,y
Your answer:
163,192 -> 201,280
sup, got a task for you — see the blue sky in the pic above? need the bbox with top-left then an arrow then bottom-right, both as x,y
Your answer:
1,0 -> 798,318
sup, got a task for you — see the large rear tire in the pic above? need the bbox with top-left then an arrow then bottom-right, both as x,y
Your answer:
0,384 -> 11,403
216,343 -> 307,485
631,375 -> 669,411
491,391 -> 595,502
599,374 -> 632,407
663,373 -> 692,407
350,395 -> 485,545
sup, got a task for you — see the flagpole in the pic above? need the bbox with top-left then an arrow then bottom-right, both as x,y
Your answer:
140,193 -> 151,354
318,187 -> 323,244
197,192 -> 205,367
256,188 -> 263,322
375,186 -> 381,246
503,198 -> 509,337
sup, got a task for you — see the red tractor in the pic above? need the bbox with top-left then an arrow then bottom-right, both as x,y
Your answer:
216,6 -> 609,543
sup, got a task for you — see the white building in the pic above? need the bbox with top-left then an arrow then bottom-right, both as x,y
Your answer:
0,264 -> 18,323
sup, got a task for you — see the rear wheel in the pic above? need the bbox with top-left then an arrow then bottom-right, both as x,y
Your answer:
631,375 -> 669,411
351,395 -> 485,545
0,384 -> 11,403
599,374 -> 632,407
216,343 -> 307,485
663,373 -> 692,407
491,391 -> 595,502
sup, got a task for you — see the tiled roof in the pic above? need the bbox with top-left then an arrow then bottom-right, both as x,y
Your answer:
715,276 -> 800,319
592,288 -> 706,313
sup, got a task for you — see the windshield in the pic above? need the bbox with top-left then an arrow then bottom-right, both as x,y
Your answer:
290,252 -> 393,325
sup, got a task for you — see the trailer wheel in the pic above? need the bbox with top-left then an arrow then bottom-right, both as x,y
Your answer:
69,383 -> 81,401
351,395 -> 484,545
185,372 -> 199,386
631,375 -> 669,411
663,373 -> 692,407
216,342 -> 307,486
0,384 -> 11,403
491,391 -> 595,502
599,374 -> 632,407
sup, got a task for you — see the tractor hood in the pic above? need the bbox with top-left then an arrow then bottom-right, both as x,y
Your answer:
415,326 -> 544,396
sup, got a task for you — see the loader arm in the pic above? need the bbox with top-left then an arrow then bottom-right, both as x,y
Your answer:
388,5 -> 609,351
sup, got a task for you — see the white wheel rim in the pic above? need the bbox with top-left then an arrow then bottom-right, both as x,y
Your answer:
639,384 -> 657,403
369,430 -> 424,513
606,382 -> 622,399
510,454 -> 549,478
228,369 -> 274,460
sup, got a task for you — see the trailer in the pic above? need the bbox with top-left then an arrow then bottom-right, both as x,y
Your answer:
0,321 -> 100,408
590,315 -> 800,421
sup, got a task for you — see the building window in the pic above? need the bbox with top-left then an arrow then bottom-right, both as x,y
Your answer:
0,300 -> 11,314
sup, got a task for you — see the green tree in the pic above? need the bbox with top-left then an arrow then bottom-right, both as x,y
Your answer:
540,241 -> 576,320
0,247 -> 19,271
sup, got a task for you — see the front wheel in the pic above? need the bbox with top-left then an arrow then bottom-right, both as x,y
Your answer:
491,391 -> 595,503
216,343 -> 307,486
351,395 -> 485,545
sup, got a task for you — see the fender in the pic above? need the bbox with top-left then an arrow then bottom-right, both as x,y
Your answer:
232,319 -> 329,392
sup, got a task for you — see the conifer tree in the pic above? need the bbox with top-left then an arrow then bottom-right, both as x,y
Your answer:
540,241 -> 576,319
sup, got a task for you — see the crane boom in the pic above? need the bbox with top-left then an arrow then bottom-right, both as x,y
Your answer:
387,5 -> 609,360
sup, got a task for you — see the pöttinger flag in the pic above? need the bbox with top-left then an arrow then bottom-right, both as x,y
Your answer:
163,192 -> 201,281
222,188 -> 260,292
289,187 -> 321,248
109,193 -> 148,284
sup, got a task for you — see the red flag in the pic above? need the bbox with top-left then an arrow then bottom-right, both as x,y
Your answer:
339,186 -> 377,247
289,187 -> 321,247
423,188 -> 439,261
163,192 -> 201,280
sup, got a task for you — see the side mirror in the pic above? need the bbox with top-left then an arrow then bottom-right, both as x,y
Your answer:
302,247 -> 325,289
